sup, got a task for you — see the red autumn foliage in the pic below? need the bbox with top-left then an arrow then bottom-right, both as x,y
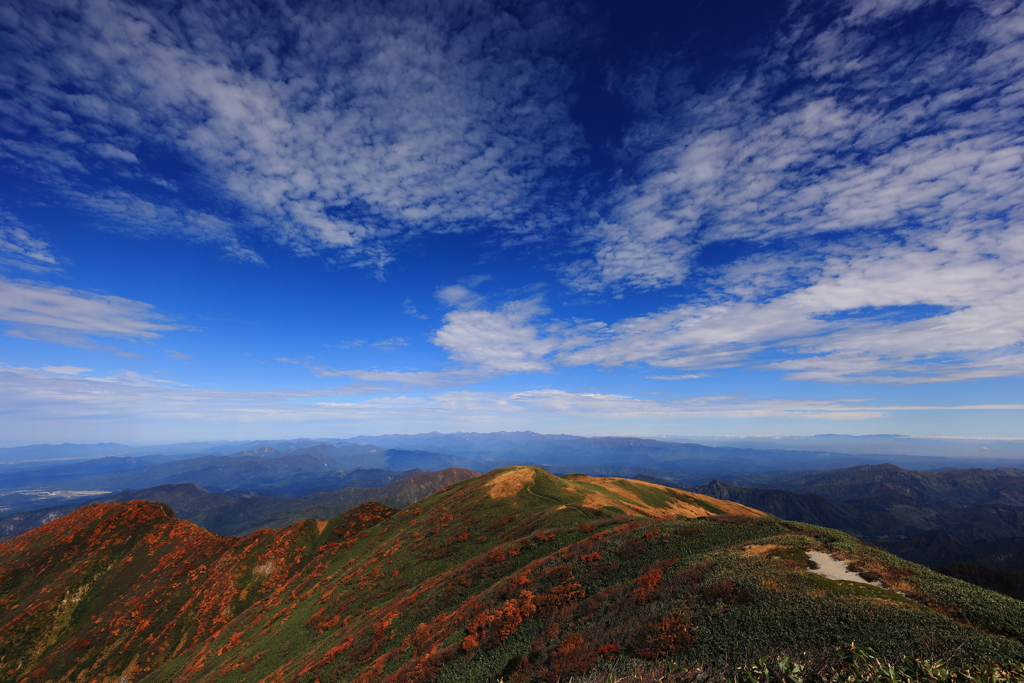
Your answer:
703,578 -> 750,605
633,615 -> 696,658
632,558 -> 676,604
0,470 -> 731,683
462,591 -> 537,651
546,632 -> 599,679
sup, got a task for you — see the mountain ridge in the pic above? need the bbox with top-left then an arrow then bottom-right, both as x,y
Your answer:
4,466 -> 1024,682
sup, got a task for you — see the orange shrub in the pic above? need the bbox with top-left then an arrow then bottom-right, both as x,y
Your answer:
633,615 -> 695,658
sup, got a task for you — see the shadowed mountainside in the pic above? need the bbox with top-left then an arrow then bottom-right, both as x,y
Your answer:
688,478 -> 1024,546
743,463 -> 1024,506
3,466 -> 1024,683
889,532 -> 1024,571
934,562 -> 1024,601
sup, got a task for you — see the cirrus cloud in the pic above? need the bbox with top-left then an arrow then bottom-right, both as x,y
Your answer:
0,278 -> 181,346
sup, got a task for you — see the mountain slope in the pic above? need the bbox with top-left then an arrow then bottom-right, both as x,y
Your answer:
749,463 -> 1024,506
689,478 -> 1024,545
0,499 -> 341,683
2,467 -> 1023,683
690,480 -> 863,531
890,531 -> 1024,571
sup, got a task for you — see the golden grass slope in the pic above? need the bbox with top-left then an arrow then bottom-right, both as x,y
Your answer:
560,473 -> 765,518
486,467 -> 764,518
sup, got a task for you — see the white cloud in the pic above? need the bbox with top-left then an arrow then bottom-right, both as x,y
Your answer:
311,366 -> 492,388
372,337 -> 408,351
340,71 -> 1024,382
403,299 -> 428,320
530,0 -> 1024,383
435,284 -> 485,309
40,366 -> 91,375
433,297 -> 563,373
5,0 -> 1023,389
571,0 -> 1024,291
648,374 -> 710,380
3,364 -> 1021,442
330,340 -> 366,350
420,210 -> 1024,382
64,190 -> 263,263
552,223 -> 1024,382
91,143 -> 138,163
0,277 -> 180,342
0,0 -> 586,267
0,212 -> 58,273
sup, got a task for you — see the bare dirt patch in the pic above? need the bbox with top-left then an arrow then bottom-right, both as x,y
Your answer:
315,520 -> 328,534
488,468 -> 536,499
802,548 -> 901,593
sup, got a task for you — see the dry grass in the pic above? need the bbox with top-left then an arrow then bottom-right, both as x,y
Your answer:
565,476 -> 765,519
488,468 -> 537,499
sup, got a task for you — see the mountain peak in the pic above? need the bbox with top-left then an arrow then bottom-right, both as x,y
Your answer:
234,445 -> 281,457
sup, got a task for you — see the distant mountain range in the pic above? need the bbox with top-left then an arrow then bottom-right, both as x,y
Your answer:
0,468 -> 478,539
337,431 -> 1024,472
5,431 -> 1024,471
6,432 -> 1024,600
0,445 -> 488,514
665,433 -> 1024,460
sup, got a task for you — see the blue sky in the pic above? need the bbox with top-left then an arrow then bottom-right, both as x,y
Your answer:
1,0 -> 1023,445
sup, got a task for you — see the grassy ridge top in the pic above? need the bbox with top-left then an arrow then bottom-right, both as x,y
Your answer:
459,466 -> 762,519
2,467 -> 1023,683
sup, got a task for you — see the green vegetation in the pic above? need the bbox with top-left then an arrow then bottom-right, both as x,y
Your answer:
805,574 -> 917,606
563,645 -> 1024,682
2,467 -> 1023,683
